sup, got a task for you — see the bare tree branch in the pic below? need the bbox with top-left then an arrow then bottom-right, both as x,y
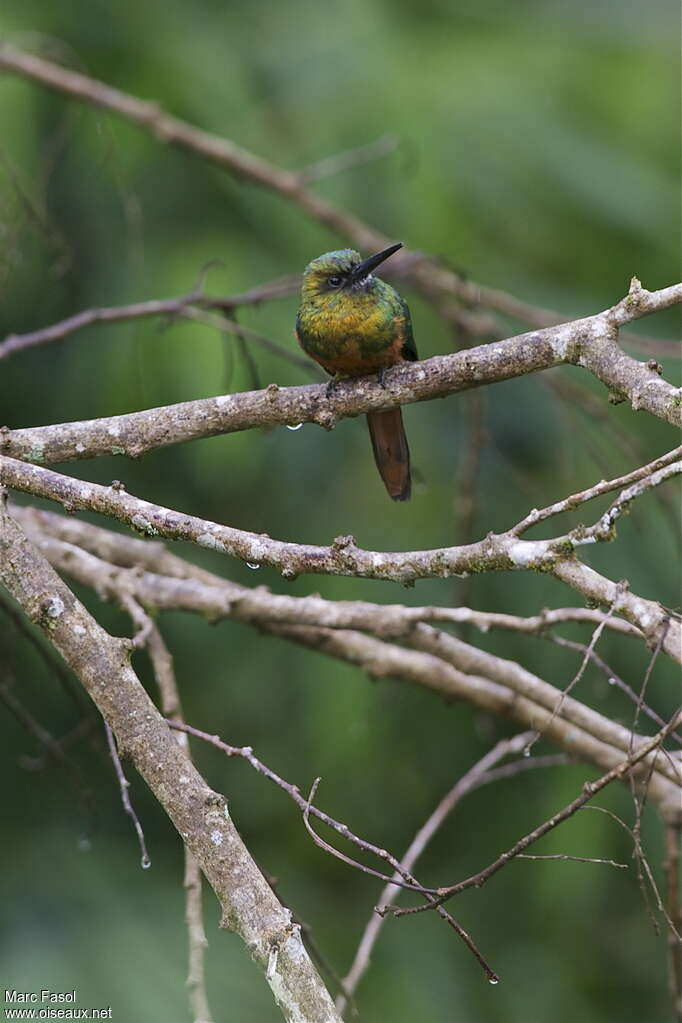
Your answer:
521,589 -> 624,756
406,624 -> 681,788
550,634 -> 682,744
513,445 -> 682,535
336,732 -> 556,1013
265,623 -> 681,815
2,454 -> 678,662
3,281 -> 680,469
0,275 -> 302,361
0,42 -> 604,337
2,37 -> 679,1020
296,132 -> 401,184
10,504 -> 681,799
117,593 -> 214,1023
514,853 -> 627,866
13,500 -> 646,640
2,41 -> 680,365
382,706 -> 682,919
168,719 -> 501,982
0,496 -> 343,1023
10,503 -> 678,811
0,675 -> 81,771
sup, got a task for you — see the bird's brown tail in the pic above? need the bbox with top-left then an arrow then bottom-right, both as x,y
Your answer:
366,409 -> 411,501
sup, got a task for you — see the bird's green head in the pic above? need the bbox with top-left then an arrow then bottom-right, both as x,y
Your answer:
300,243 -> 402,305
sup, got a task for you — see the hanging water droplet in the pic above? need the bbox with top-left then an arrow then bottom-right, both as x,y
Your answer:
488,976 -> 500,985
246,562 -> 261,570
287,423 -> 303,431
523,747 -> 531,758
141,855 -> 152,870
608,676 -> 617,685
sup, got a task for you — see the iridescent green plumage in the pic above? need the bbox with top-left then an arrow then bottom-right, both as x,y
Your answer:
296,247 -> 417,375
295,243 -> 417,500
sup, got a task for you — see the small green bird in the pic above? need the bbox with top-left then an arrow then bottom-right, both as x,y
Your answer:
296,242 -> 417,501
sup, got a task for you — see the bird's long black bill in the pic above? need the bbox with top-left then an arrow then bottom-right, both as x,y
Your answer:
351,242 -> 402,282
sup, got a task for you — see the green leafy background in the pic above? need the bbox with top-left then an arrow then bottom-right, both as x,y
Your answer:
1,2 -> 679,1020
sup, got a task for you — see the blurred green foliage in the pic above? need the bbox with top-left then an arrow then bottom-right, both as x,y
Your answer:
0,1 -> 679,1020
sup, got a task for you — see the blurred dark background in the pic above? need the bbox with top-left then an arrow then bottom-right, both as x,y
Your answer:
1,2 -> 680,1020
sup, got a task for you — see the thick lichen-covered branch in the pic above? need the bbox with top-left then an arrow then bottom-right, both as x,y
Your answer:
2,454 -> 679,660
0,497 -> 342,1023
11,504 -> 682,813
264,623 -> 681,816
2,283 -> 681,467
13,501 -> 640,637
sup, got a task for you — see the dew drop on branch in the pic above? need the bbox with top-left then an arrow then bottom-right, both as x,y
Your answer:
246,562 -> 261,570
286,423 -> 303,431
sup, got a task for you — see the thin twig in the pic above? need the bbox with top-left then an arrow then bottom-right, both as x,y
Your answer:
0,676 -> 81,770
16,716 -> 95,773
337,732 -> 551,1012
178,305 -> 320,376
579,805 -> 681,942
297,133 -> 400,184
0,275 -> 301,360
0,588 -> 85,711
1,41 -> 678,359
513,447 -> 682,535
119,595 -> 214,1023
664,820 -> 682,1022
302,777 -> 436,894
103,719 -> 151,869
549,633 -> 682,745
383,706 -> 682,919
626,624 -> 674,941
515,854 -> 627,867
170,723 -> 435,896
170,721 -> 499,981
523,589 -> 622,755
632,620 -> 670,739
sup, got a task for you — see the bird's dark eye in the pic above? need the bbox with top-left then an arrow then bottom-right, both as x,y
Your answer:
327,275 -> 343,288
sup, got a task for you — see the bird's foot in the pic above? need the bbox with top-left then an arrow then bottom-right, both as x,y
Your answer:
325,373 -> 347,398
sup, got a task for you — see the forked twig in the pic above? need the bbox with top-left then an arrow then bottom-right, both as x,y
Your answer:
384,707 -> 682,920
170,721 -> 499,982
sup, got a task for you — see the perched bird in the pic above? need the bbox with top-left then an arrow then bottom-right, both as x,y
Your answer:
296,242 -> 417,501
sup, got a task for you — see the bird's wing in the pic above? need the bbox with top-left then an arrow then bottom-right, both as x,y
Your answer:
398,296 -> 418,361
